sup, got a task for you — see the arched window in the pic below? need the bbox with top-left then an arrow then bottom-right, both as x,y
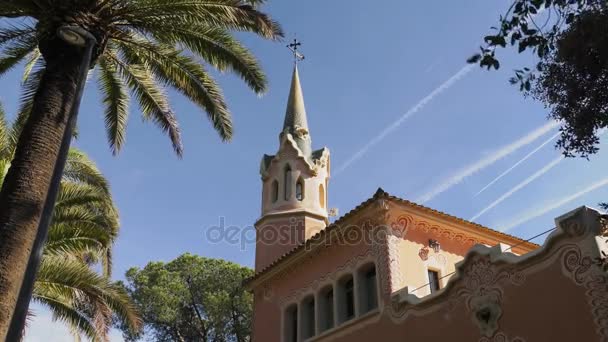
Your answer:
284,164 -> 292,201
271,180 -> 279,203
284,304 -> 298,342
337,275 -> 355,324
357,264 -> 378,314
319,184 -> 325,208
301,296 -> 315,339
296,178 -> 304,201
319,285 -> 334,332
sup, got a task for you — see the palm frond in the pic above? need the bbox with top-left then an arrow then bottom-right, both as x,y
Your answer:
32,295 -> 98,341
55,181 -> 111,209
0,30 -> 38,76
35,257 -> 142,334
117,37 -> 233,141
105,50 -> 183,155
22,48 -> 41,83
10,57 -> 45,151
149,25 -> 267,93
63,149 -> 112,195
0,2 -> 42,17
51,205 -> 117,240
98,55 -> 129,155
0,26 -> 35,47
115,0 -> 282,40
0,103 -> 10,160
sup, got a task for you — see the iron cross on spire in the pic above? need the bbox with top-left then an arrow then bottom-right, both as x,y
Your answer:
287,38 -> 305,64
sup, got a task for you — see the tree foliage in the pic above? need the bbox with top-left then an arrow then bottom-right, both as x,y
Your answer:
0,0 -> 282,156
122,253 -> 253,342
469,0 -> 608,158
0,106 -> 141,340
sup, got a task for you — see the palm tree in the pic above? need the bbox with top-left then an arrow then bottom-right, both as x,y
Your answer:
0,0 -> 282,334
0,106 -> 141,340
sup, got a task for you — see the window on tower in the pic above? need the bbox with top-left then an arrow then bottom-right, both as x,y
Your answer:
296,178 -> 304,201
271,180 -> 279,203
284,164 -> 292,200
319,184 -> 325,208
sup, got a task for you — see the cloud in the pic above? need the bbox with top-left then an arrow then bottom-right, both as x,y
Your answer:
415,120 -> 560,203
474,131 -> 560,196
333,63 -> 476,177
470,155 -> 563,221
499,176 -> 608,232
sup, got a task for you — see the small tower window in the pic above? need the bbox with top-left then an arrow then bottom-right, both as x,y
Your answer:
284,164 -> 292,201
271,180 -> 279,203
319,184 -> 325,208
296,178 -> 304,201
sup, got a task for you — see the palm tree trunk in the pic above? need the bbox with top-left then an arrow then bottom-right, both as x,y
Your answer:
0,40 -> 83,339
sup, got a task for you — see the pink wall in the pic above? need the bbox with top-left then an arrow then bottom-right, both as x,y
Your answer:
250,206 -> 607,342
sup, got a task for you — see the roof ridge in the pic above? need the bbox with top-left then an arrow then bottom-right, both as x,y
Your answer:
244,188 -> 539,287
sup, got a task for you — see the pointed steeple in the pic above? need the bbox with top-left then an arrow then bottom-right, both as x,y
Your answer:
282,65 -> 312,157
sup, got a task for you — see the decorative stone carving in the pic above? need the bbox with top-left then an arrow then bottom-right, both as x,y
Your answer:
263,284 -> 274,301
449,257 -> 526,337
390,215 -> 492,247
471,295 -> 502,338
418,247 -> 429,261
560,245 -> 608,340
478,332 -> 526,342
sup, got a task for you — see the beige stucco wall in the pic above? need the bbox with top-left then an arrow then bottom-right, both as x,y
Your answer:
392,238 -> 463,296
255,134 -> 330,271
260,136 -> 329,219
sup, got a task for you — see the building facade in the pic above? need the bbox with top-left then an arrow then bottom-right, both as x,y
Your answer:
245,66 -> 608,342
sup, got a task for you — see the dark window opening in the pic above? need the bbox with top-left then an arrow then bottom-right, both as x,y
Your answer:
363,267 -> 377,312
285,305 -> 298,342
302,296 -> 315,339
271,180 -> 279,203
284,165 -> 292,200
345,279 -> 354,320
296,178 -> 304,201
320,288 -> 334,331
428,270 -> 440,293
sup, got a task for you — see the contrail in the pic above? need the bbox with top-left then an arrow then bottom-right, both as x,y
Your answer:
500,176 -> 608,232
415,120 -> 559,203
333,64 -> 476,177
474,131 -> 560,196
470,155 -> 563,221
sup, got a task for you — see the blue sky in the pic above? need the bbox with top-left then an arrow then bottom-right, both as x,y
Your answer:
5,0 -> 607,340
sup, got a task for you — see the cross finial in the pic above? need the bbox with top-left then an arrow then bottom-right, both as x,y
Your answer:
287,38 -> 305,64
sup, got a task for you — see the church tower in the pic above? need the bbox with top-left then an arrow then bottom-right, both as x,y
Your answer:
255,65 -> 330,271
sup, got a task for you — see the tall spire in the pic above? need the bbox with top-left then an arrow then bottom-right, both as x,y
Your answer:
282,65 -> 312,157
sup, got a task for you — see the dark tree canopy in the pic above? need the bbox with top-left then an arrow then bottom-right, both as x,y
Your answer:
532,9 -> 608,158
121,254 -> 253,342
469,0 -> 608,158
